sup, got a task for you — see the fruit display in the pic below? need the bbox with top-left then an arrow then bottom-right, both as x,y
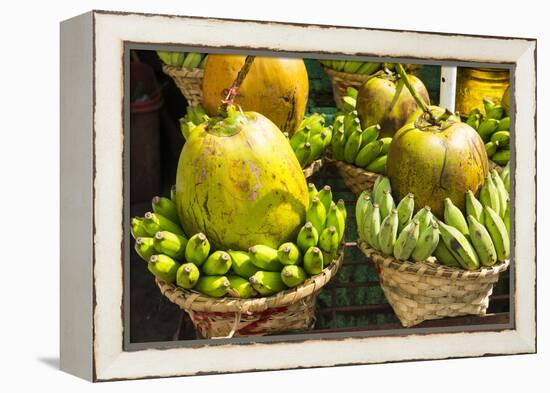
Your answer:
330,87 -> 390,174
357,173 -> 510,270
132,185 -> 346,298
288,113 -> 332,167
464,98 -> 511,166
202,55 -> 309,135
157,51 -> 208,69
318,60 -> 381,75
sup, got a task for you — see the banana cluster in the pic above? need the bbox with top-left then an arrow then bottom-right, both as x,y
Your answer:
465,98 -> 510,166
289,114 -> 332,167
357,172 -> 511,270
157,51 -> 208,69
131,185 -> 346,298
318,60 -> 381,75
331,87 -> 390,173
179,104 -> 209,139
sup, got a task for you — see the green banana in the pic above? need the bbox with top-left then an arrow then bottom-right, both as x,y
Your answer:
343,113 -> 360,139
437,221 -> 479,271
413,206 -> 434,234
344,127 -> 363,163
228,250 -> 259,279
134,237 -> 156,262
433,240 -> 461,268
467,215 -> 497,267
327,202 -> 346,242
466,190 -> 484,225
152,196 -> 179,223
309,131 -> 329,160
182,52 -> 203,68
294,141 -> 313,167
486,104 -> 504,120
480,174 -> 500,216
337,199 -> 348,221
491,169 -> 509,218
281,265 -> 307,288
355,191 -> 371,239
248,245 -> 283,272
307,197 -> 327,234
153,230 -> 188,260
342,96 -> 357,112
148,254 -> 180,283
289,129 -> 308,151
319,226 -> 340,254
317,185 -> 333,213
379,137 -> 392,155
202,251 -> 232,275
308,182 -> 318,202
483,206 -> 510,262
378,189 -> 395,221
249,271 -> 287,296
504,199 -> 510,236
490,131 -> 510,148
355,140 -> 382,168
303,246 -> 324,275
393,219 -> 419,261
358,197 -> 373,243
131,217 -> 149,239
227,275 -> 255,298
170,52 -> 185,67
331,60 -> 346,72
498,117 -> 510,131
366,155 -> 387,174
364,203 -> 381,250
477,118 -> 500,141
443,197 -> 469,237
378,209 -> 399,256
297,222 -> 319,252
184,232 -> 210,266
170,185 -> 177,203
343,60 -> 363,74
372,176 -> 391,207
331,126 -> 346,160
411,222 -> 440,262
483,98 -> 496,117
346,86 -> 359,99
396,193 -> 415,233
466,113 -> 480,130
176,263 -> 200,289
485,141 -> 499,158
143,211 -> 185,237
156,51 -> 172,65
356,62 -> 380,75
500,161 -> 510,183
492,149 -> 510,166
360,124 -> 381,148
277,242 -> 302,266
194,276 -> 230,297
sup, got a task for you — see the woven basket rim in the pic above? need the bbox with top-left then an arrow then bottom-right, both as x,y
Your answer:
162,63 -> 204,77
157,246 -> 344,313
358,240 -> 509,279
302,158 -> 324,178
323,66 -> 373,83
331,159 -> 380,178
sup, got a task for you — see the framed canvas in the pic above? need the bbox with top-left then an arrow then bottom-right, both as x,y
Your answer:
60,10 -> 536,382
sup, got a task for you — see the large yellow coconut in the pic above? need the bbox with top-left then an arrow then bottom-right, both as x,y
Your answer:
202,55 -> 309,135
175,107 -> 309,251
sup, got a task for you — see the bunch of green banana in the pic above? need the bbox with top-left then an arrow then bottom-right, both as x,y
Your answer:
157,51 -> 209,69
178,105 -> 210,139
330,88 -> 390,173
464,98 -> 510,166
318,59 -> 381,75
289,113 -> 332,167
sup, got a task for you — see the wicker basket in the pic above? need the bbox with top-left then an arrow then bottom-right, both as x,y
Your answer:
302,158 -> 324,179
162,64 -> 204,106
323,67 -> 371,108
358,240 -> 509,327
332,160 -> 380,195
157,247 -> 344,338
489,159 -> 504,173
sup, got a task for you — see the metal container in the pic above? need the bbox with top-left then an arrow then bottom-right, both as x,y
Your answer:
455,67 -> 510,116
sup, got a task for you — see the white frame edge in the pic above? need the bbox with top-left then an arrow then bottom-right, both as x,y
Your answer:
68,11 -> 536,381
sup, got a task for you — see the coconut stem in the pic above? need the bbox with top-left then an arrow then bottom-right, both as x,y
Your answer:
219,55 -> 256,116
395,63 -> 436,125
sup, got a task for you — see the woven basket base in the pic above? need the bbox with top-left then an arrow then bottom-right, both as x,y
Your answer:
302,158 -> 324,179
333,160 -> 380,195
358,241 -> 509,327
162,64 -> 204,106
323,67 -> 371,108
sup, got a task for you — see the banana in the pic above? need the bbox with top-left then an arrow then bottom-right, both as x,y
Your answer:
491,169 -> 509,218
309,131 -> 329,160
433,240 -> 461,268
202,251 -> 232,275
176,263 -> 200,289
466,113 -> 480,130
228,250 -> 260,279
321,126 -> 333,148
357,62 -> 381,75
344,127 -> 363,163
297,222 -> 319,252
358,197 -> 373,242
467,215 -> 497,267
326,203 -> 346,242
360,124 -> 381,148
131,217 -> 149,239
156,51 -> 172,65
277,242 -> 302,266
307,197 -> 327,234
170,52 -> 185,67
466,190 -> 484,225
308,183 -> 318,202
500,161 -> 510,182
281,265 -> 307,288
490,131 -> 510,148
393,219 -> 419,261
182,52 -> 203,68
337,199 -> 348,221
366,155 -> 387,174
143,211 -> 185,237
480,174 -> 500,216
343,60 -> 363,74
227,275 -> 255,298
443,197 -> 469,237
170,185 -> 177,203
289,129 -> 308,151
413,206 -> 434,234
437,221 -> 479,271
331,126 -> 346,160
486,104 -> 504,120
411,222 -> 440,262
198,55 -> 209,69
364,203 -> 381,250
342,96 -> 357,112
378,209 -> 399,255
355,140 -> 383,168
503,170 -> 510,194
379,137 -> 392,155
396,193 -> 415,233
378,189 -> 395,221
153,230 -> 188,260
303,246 -> 324,275
355,191 -> 371,238
498,116 -> 510,131
249,271 -> 287,296
317,185 -> 333,213
485,141 -> 499,158
504,199 -> 510,236
483,206 -> 510,262
248,245 -> 283,272
483,98 -> 496,117
343,112 -> 360,139
294,141 -> 313,167
477,118 -> 500,142
134,237 -> 156,262
184,232 -> 210,266
319,226 -> 340,254
346,87 -> 359,99
148,254 -> 180,283
372,176 -> 391,207
194,276 -> 230,297
331,60 -> 346,72
492,149 -> 510,166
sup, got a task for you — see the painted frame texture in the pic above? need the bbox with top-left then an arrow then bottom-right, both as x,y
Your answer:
60,10 -> 536,381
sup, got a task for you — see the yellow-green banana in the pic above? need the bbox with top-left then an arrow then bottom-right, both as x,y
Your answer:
184,232 -> 210,266
331,127 -> 346,160
477,118 -> 500,141
337,199 -> 348,221
357,62 -> 380,75
182,52 -> 203,68
379,137 -> 392,155
355,191 -> 371,240
433,240 -> 461,268
281,265 -> 307,288
342,96 -> 357,112
303,246 -> 324,275
504,199 -> 510,236
378,189 -> 395,221
443,198 -> 469,237
355,140 -> 382,168
411,222 -> 440,262
437,221 -> 479,271
483,206 -> 510,262
326,203 -> 346,242
227,275 -> 255,298
176,263 -> 200,289
317,185 -> 333,213
249,271 -> 286,296
170,52 -> 185,67
490,131 -> 510,148
378,209 -> 399,256
277,242 -> 302,266
480,174 -> 500,216
491,169 -> 509,218
360,124 -> 381,148
228,250 -> 260,279
343,60 -> 364,74
153,230 -> 188,260
148,254 -> 180,283
134,237 -> 156,262
307,197 -> 327,234
413,206 -> 434,234
294,141 -> 313,167
344,128 -> 363,163
152,196 -> 179,224
466,190 -> 484,226
131,217 -> 148,239
372,176 -> 391,207
485,141 -> 499,158
249,245 -> 283,272
156,51 -> 172,65
308,183 -> 318,202
492,149 -> 510,166
345,87 -> 359,100
486,104 -> 504,120
498,117 -> 510,131
297,222 -> 319,252
364,203 -> 381,250
143,211 -> 185,237
393,219 -> 419,261
202,251 -> 232,275
467,215 -> 497,267
319,226 -> 340,254
396,193 -> 415,233
194,276 -> 230,297
366,155 -> 387,173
